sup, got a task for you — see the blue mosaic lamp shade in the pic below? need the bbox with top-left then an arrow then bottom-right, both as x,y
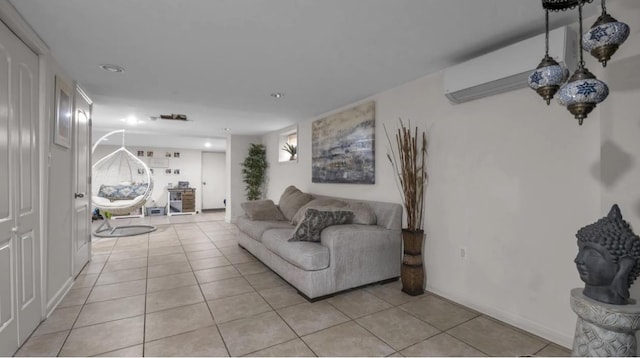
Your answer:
528,64 -> 568,89
528,55 -> 569,105
557,67 -> 609,124
557,78 -> 609,106
583,12 -> 630,67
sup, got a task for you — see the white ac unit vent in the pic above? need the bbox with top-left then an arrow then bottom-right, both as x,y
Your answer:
443,26 -> 577,104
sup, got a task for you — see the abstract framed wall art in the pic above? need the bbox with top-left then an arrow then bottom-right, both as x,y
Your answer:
312,101 -> 375,184
54,76 -> 72,148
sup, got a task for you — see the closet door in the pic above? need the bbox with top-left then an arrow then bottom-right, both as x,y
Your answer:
0,27 -> 18,354
72,86 -> 91,276
0,19 -> 40,356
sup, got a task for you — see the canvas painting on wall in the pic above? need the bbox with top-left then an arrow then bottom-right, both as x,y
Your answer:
312,101 -> 375,184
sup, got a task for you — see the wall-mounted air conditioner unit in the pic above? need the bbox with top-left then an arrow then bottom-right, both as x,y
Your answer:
443,26 -> 577,104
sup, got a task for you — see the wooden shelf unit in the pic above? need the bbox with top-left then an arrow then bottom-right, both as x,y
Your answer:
167,188 -> 196,216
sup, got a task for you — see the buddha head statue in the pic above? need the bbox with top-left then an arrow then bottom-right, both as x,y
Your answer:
575,204 -> 640,305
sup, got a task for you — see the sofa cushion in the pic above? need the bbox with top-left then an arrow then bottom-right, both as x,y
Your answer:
262,228 -> 330,271
291,198 -> 349,225
289,208 -> 354,243
241,199 -> 286,221
236,215 -> 292,242
278,185 -> 313,221
347,202 -> 377,225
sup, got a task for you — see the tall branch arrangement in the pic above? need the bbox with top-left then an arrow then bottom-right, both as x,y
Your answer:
241,143 -> 267,200
384,119 -> 428,231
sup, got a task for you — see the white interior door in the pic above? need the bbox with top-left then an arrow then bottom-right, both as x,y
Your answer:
72,87 -> 91,276
0,19 -> 40,356
201,152 -> 226,210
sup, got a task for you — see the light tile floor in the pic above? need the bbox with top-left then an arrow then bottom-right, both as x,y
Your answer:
16,212 -> 571,357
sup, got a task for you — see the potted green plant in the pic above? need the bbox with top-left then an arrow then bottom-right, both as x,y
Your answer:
385,119 -> 428,296
241,143 -> 267,200
282,143 -> 297,160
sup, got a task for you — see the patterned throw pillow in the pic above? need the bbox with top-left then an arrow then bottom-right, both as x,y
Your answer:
289,208 -> 354,242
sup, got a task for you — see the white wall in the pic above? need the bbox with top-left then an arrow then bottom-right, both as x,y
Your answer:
261,2 -> 640,347
93,145 -> 210,212
226,134 -> 261,223
598,2 -> 640,296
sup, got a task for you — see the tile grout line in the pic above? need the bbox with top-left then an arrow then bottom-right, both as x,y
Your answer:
142,231 -> 152,357
268,298 -> 319,357
55,236 -> 114,357
180,223 -> 232,357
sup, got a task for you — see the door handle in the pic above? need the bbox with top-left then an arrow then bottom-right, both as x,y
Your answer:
74,193 -> 85,198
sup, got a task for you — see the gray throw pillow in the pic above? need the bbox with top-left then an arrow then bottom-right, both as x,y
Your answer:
289,208 -> 354,242
278,185 -> 313,221
241,199 -> 286,221
291,198 -> 349,225
348,202 -> 377,225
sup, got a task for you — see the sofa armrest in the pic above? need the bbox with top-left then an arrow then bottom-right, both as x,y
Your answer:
320,224 -> 402,290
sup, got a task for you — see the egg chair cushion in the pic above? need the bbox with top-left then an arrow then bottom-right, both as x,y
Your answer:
93,195 -> 145,208
98,183 -> 149,201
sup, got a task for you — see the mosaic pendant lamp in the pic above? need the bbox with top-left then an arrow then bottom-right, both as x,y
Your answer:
583,0 -> 629,67
528,9 -> 569,105
557,3 -> 608,125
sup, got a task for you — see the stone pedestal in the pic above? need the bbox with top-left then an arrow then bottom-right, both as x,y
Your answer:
570,288 -> 640,356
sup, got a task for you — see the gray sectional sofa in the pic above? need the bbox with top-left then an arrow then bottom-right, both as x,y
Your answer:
236,186 -> 403,300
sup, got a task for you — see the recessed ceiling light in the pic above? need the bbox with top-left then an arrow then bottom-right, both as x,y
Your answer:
223,128 -> 231,132
99,64 -> 125,73
270,92 -> 284,99
204,142 -> 212,148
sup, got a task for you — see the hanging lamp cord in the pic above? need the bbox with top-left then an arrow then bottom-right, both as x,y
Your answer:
545,9 -> 550,56
578,3 -> 585,69
601,0 -> 606,13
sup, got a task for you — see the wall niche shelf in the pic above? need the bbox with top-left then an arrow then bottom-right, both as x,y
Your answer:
278,125 -> 298,164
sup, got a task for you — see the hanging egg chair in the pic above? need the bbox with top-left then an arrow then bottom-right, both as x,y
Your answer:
92,129 -> 156,237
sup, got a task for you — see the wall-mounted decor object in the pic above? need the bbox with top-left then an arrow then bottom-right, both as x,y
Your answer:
174,152 -> 180,158
147,151 -> 154,157
149,168 -> 154,175
312,101 -> 375,184
174,169 -> 180,175
165,152 -> 172,158
137,168 -> 145,175
137,150 -> 145,157
165,169 -> 172,174
54,76 -> 72,148
148,158 -> 170,168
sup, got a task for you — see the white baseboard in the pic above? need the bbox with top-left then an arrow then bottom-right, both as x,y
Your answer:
426,285 -> 573,349
45,277 -> 74,317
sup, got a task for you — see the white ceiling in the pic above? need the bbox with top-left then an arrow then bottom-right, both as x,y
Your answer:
11,0 -> 598,150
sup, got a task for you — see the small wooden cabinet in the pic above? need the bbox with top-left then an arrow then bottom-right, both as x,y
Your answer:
167,188 -> 196,216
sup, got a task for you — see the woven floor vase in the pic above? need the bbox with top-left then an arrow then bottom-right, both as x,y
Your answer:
401,229 -> 425,296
